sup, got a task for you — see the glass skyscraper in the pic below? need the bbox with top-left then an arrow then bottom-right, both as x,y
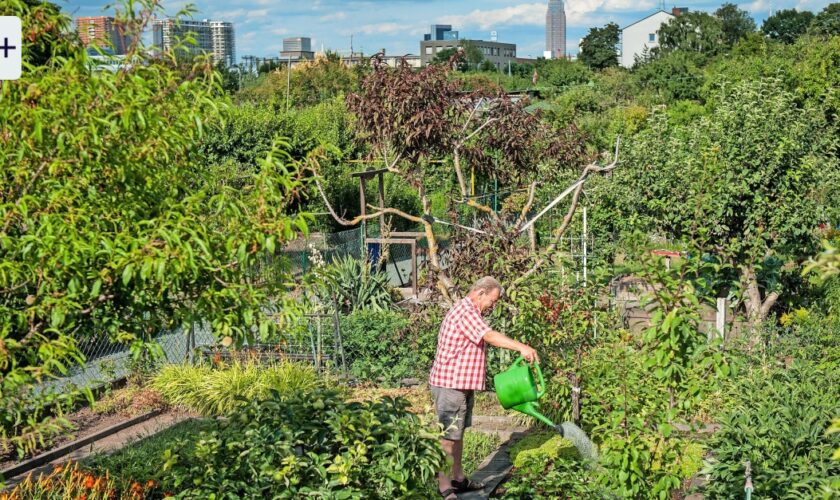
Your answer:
546,0 -> 566,59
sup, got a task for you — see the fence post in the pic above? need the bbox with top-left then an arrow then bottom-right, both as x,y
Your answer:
187,318 -> 195,364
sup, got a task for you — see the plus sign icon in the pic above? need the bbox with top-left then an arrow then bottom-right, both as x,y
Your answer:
0,16 -> 22,80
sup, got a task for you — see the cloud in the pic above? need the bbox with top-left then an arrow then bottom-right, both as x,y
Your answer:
438,3 -> 546,30
320,12 -> 348,21
356,22 -> 405,35
436,0 -> 655,31
246,9 -> 269,19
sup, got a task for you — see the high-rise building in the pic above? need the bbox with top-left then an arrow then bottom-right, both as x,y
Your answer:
210,21 -> 236,67
75,16 -> 135,55
545,0 -> 566,59
152,18 -> 235,66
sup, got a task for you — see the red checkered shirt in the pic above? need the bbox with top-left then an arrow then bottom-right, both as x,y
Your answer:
429,297 -> 492,390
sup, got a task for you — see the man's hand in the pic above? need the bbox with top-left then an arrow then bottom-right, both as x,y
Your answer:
519,344 -> 539,364
483,331 -> 540,364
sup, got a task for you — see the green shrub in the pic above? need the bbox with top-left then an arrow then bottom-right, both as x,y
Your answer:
703,361 -> 840,498
162,388 -> 446,498
503,432 -> 605,499
151,360 -> 321,416
341,309 -> 437,385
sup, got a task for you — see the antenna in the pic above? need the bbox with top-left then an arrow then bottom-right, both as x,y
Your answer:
659,0 -> 665,11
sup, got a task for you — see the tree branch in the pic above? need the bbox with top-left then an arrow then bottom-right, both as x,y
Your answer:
516,182 -> 538,228
511,183 -> 585,289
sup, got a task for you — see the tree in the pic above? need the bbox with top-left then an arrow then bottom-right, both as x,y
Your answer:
809,3 -> 840,36
431,41 -> 484,71
579,22 -> 620,70
1,0 -> 309,458
315,55 -> 608,303
612,78 -> 836,332
657,11 -> 726,56
714,3 -> 757,47
762,9 -> 815,43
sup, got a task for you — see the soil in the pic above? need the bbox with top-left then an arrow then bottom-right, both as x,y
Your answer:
0,386 -> 167,472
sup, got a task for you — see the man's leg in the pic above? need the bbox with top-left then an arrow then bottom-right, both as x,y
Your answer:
437,438 -> 460,497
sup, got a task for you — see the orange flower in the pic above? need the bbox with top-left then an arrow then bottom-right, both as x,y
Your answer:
130,481 -> 143,493
145,479 -> 158,489
79,495 -> 88,500
84,474 -> 96,489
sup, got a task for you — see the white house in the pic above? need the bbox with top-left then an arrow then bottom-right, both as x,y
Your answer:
620,10 -> 675,68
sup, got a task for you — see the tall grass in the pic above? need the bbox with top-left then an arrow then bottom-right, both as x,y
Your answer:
151,360 -> 322,416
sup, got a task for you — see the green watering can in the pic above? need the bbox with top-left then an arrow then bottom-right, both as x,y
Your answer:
494,356 -> 554,428
494,356 -> 599,461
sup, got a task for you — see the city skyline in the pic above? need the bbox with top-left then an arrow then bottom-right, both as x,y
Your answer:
64,0 -> 836,61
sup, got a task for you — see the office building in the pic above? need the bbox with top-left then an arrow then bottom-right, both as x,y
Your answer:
75,16 -> 135,55
152,18 -> 235,66
546,0 -> 566,59
424,24 -> 459,41
280,37 -> 315,61
420,39 -> 516,69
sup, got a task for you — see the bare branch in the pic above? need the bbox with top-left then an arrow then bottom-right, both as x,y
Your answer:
516,182 -> 538,228
512,183 -> 584,288
519,136 -> 621,234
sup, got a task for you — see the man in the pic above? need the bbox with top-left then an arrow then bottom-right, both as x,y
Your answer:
429,276 -> 539,499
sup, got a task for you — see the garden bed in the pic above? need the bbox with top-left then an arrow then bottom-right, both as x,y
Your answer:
0,385 -> 166,472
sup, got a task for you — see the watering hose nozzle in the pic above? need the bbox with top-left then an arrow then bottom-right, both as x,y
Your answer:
554,424 -> 565,437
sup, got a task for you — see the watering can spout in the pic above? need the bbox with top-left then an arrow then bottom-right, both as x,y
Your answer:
512,402 -> 555,428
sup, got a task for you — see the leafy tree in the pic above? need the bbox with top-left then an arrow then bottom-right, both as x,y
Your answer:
613,78 -> 836,331
215,62 -> 240,94
714,3 -> 757,47
7,0 -> 79,66
633,51 -> 705,101
762,9 -> 815,43
657,11 -> 726,56
579,22 -> 620,70
316,55 -> 593,302
1,0 -> 309,458
431,40 -> 484,71
535,58 -> 593,89
809,2 -> 840,36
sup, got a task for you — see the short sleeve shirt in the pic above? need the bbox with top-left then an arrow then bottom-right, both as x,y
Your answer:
429,297 -> 492,390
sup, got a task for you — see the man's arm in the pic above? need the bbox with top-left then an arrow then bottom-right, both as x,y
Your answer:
483,330 -> 539,364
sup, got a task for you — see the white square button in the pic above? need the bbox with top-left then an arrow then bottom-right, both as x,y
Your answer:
0,16 -> 22,80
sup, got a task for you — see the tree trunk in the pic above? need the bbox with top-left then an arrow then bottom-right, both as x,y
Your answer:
740,264 -> 780,342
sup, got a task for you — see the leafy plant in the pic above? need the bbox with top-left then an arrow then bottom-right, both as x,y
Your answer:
341,309 -> 436,385
161,388 -> 446,498
151,359 -> 321,416
703,361 -> 840,498
502,432 -> 605,499
308,255 -> 394,314
1,0 -> 310,457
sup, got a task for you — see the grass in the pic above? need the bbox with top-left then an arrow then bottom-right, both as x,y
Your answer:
84,418 -> 213,487
151,359 -> 322,416
462,430 -> 502,476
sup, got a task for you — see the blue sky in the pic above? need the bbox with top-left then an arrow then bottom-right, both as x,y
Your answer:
63,0 -> 834,60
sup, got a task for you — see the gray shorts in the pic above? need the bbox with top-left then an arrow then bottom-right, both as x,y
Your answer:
430,386 -> 474,441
